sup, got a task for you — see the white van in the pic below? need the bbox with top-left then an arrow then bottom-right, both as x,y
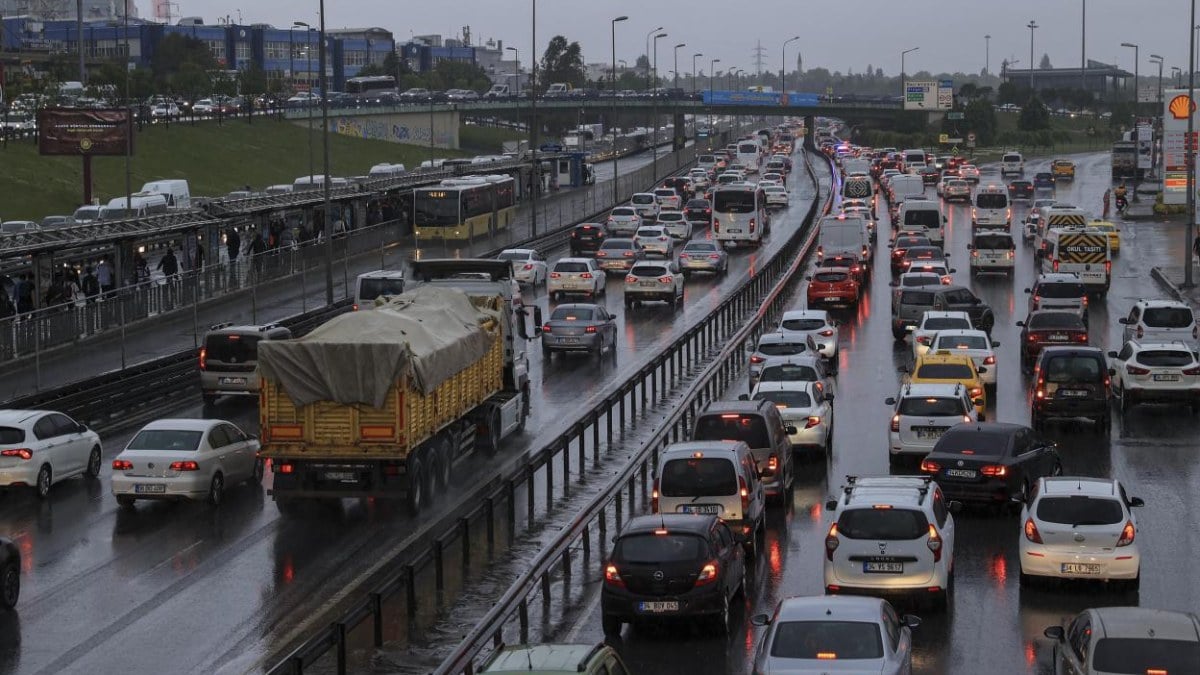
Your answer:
72,204 -> 105,224
736,139 -> 762,173
902,148 -> 927,171
897,199 -> 945,245
712,185 -> 767,247
1000,151 -> 1025,177
293,175 -> 349,191
103,193 -> 169,219
630,192 -> 660,220
483,83 -> 511,99
652,440 -> 765,548
368,163 -> 407,177
353,270 -> 406,310
817,214 -> 871,263
140,179 -> 191,209
968,231 -> 1016,275
888,174 -> 926,212
841,176 -> 876,215
841,158 -> 871,177
972,185 -> 1011,230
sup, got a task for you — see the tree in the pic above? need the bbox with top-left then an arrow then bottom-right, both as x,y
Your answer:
238,64 -> 269,96
997,81 -> 1023,105
1018,96 -> 1051,130
152,34 -> 219,84
539,35 -> 585,89
171,62 -> 211,100
635,54 -> 650,74
1039,53 -> 1053,69
964,98 -> 997,145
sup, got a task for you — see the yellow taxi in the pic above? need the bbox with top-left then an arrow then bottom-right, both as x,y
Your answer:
1051,159 -> 1075,180
1088,219 -> 1120,253
906,350 -> 988,417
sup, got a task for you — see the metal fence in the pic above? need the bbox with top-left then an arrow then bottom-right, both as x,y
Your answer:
0,144 -> 696,383
263,148 -> 827,675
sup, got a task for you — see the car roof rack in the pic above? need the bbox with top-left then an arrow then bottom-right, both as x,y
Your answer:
208,321 -> 234,331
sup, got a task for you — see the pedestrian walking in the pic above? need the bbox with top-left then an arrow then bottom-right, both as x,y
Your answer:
250,232 -> 266,280
134,254 -> 151,284
14,274 -> 34,314
96,256 -> 115,293
157,247 -> 179,278
1102,188 -> 1111,219
226,228 -> 241,262
81,267 -> 100,301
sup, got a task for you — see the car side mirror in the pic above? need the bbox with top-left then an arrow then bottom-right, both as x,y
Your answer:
1107,350 -> 1118,359
976,367 -> 988,374
903,615 -> 922,629
805,275 -> 812,281
1108,367 -> 1117,376
948,500 -> 964,513
973,397 -> 985,408
1016,321 -> 1025,327
738,394 -> 750,401
825,499 -> 838,511
532,306 -> 543,338
1118,317 -> 1130,325
784,424 -> 798,435
1129,496 -> 1145,507
750,613 -> 772,627
942,215 -> 948,223
885,397 -> 896,405
948,268 -> 957,274
824,394 -> 835,402
965,244 -> 973,249
1044,626 -> 1065,641
77,423 -> 89,433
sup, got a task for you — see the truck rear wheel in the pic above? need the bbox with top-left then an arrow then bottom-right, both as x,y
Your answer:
407,455 -> 425,516
433,437 -> 453,489
479,409 -> 502,455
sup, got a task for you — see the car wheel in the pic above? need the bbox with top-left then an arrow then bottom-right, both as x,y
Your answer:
406,455 -> 425,516
594,338 -> 605,360
711,591 -> 730,635
85,446 -> 102,479
207,472 -> 224,507
1120,389 -> 1133,414
202,394 -> 218,409
0,560 -> 19,610
116,495 -> 136,509
541,344 -> 551,360
601,614 -> 623,637
35,465 -> 51,499
252,458 -> 265,483
435,437 -> 453,489
1019,570 -> 1037,588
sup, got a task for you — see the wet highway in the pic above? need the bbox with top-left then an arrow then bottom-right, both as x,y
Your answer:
0,148 -> 823,673
558,151 -> 1200,674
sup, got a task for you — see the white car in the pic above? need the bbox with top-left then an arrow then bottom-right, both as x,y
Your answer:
1019,476 -> 1143,588
623,261 -> 684,309
1120,299 -> 1198,349
1044,607 -> 1200,675
0,410 -> 102,499
606,206 -> 643,237
749,381 -> 834,455
906,259 -> 954,285
912,311 -> 973,359
760,171 -> 786,186
823,475 -> 957,608
748,332 -> 818,387
751,596 -> 918,675
1108,339 -> 1200,413
192,98 -> 216,114
929,329 -> 998,387
777,309 -> 839,365
890,271 -> 942,306
885,383 -> 978,461
688,169 -> 710,190
630,192 -> 660,220
654,210 -> 692,240
496,248 -> 547,287
548,257 -> 605,301
111,418 -> 261,507
652,187 -> 682,210
634,226 -> 674,257
762,185 -> 789,209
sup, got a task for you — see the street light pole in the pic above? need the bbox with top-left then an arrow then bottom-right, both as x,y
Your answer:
708,58 -> 720,146
316,0 -> 333,305
1121,42 -> 1139,106
652,31 -> 667,181
1028,21 -> 1039,95
644,25 -> 663,90
1186,0 -> 1196,288
673,43 -> 685,89
901,46 -> 919,88
1079,0 -> 1086,93
530,0 -> 538,236
610,15 -> 627,206
782,36 -> 800,105
692,52 -> 701,99
295,22 -> 315,182
1150,54 -> 1164,109
985,34 -> 991,76
1173,66 -> 1182,89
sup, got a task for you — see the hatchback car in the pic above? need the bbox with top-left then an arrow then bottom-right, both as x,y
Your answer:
624,262 -> 684,309
594,238 -> 645,273
1043,607 -> 1200,675
606,206 -> 643,237
540,303 -> 617,360
1109,339 -> 1200,414
748,332 -> 817,387
1033,172 -> 1055,190
548,258 -> 605,301
824,475 -> 957,608
889,234 -> 936,275
750,381 -> 834,456
806,267 -> 860,308
568,223 -> 608,256
751,596 -> 919,675
634,226 -> 674,257
885,383 -> 978,462
630,192 -> 660,220
942,179 -> 971,203
920,422 -> 1061,506
111,418 -> 261,507
1027,273 -> 1089,322
480,643 -> 631,675
912,311 -> 974,359
652,441 -> 765,548
1017,310 -> 1089,371
496,248 -> 547,287
1120,299 -> 1198,349
683,198 -> 713,224
1008,179 -> 1035,201
897,246 -> 946,275
677,240 -> 728,277
653,187 -> 682,210
778,309 -> 839,364
601,514 -> 746,636
1020,477 -> 1143,589
655,210 -> 692,240
0,410 -> 102,499
200,323 -> 294,406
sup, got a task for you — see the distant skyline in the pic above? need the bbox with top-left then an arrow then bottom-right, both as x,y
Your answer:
157,1 -> 1195,79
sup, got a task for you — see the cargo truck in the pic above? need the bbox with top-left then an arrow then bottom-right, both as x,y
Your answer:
1111,141 -> 1137,179
258,259 -> 538,514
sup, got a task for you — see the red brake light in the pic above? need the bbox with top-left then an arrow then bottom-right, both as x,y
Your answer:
199,347 -> 207,370
523,263 -> 533,270
1183,366 -> 1200,375
983,355 -> 996,365
825,523 -> 840,560
170,460 -> 200,471
1117,521 -> 1136,546
111,459 -> 133,470
541,324 -> 551,333
805,416 -> 821,429
1024,518 -> 1043,544
604,563 -> 625,587
980,464 -> 1007,477
550,272 -> 561,279
916,335 -> 932,345
920,458 -> 940,473
1126,364 -> 1151,375
927,524 -> 943,562
890,414 -> 900,432
2,448 -> 33,460
580,272 -> 593,279
695,559 -> 720,585
739,476 -> 750,512
585,326 -> 597,333
749,355 -> 765,364
819,329 -> 834,337
651,480 -> 660,512
659,276 -> 673,283
276,462 -> 295,474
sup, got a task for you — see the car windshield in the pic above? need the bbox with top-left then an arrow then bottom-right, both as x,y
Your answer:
1091,638 -> 1200,673
760,364 -> 818,382
550,307 -> 594,321
126,429 -> 203,451
684,243 -> 718,252
935,429 -> 1008,456
1036,282 -> 1085,299
497,251 -> 529,261
686,199 -> 710,208
631,266 -> 667,277
837,508 -> 928,540
1143,307 -> 1195,328
769,621 -> 884,660
637,228 -> 664,237
915,363 -> 973,379
1036,496 -> 1124,526
203,334 -> 262,363
901,290 -> 935,305
553,262 -> 589,273
694,414 -> 771,449
814,271 -> 849,283
1136,350 -> 1194,367
1028,313 -> 1083,330
658,212 -> 684,221
713,190 -> 756,213
923,317 -> 971,331
660,457 -> 737,497
975,235 -> 1014,249
0,426 -> 25,444
358,278 -> 406,301
758,342 -> 807,356
898,396 -> 964,416
632,194 -> 655,204
753,390 -> 813,408
616,533 -> 707,563
601,240 -> 633,250
935,334 -> 989,350
611,208 -> 636,217
781,318 -> 825,331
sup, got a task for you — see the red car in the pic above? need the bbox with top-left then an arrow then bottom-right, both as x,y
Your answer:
1017,310 -> 1089,371
807,267 -> 861,306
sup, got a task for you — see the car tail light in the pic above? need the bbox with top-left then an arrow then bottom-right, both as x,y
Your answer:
749,219 -> 756,233
969,387 -> 983,398
739,476 -> 751,513
862,246 -> 869,258
980,464 -> 1007,477
550,272 -> 561,279
659,236 -> 668,242
542,323 -> 553,334
585,326 -> 597,333
1,448 -> 32,460
111,459 -> 133,470
819,329 -> 834,337
816,245 -> 824,258
890,414 -> 900,432
767,454 -> 778,473
805,416 -> 821,429
1183,366 -> 1200,375
198,347 -> 207,370
170,461 -> 200,471
916,335 -> 932,345
1105,260 -> 1111,274
1024,518 -> 1043,544
679,253 -> 689,259
1117,521 -> 1136,547
927,524 -> 943,562
625,275 -> 638,283
604,563 -> 625,587
659,276 -> 673,283
523,263 -> 533,270
920,458 -> 940,473
749,355 -> 765,364
1077,333 -> 1089,343
580,272 -> 593,279
1052,260 -> 1059,272
825,523 -> 840,560
971,249 -> 979,258
695,559 -> 720,585
1136,325 -> 1144,339
1126,364 -> 1151,375
1007,250 -> 1015,260
651,480 -> 660,512
275,462 -> 295,474
709,254 -> 721,260
1031,295 -> 1040,310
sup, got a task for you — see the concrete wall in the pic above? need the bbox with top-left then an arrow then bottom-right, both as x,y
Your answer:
304,109 -> 461,150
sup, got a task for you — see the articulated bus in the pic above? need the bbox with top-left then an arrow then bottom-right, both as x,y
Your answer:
412,175 -> 517,241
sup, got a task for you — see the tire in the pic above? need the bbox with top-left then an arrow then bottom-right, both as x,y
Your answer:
1125,571 -> 1141,592
711,591 -> 730,635
1019,570 -> 1037,588
479,409 -> 502,455
1120,389 -> 1132,414
206,472 -> 224,507
601,614 -> 623,637
891,326 -> 906,341
117,495 -> 136,509
85,446 -> 102,479
541,344 -> 552,360
406,455 -> 425,516
435,438 -> 453,489
0,561 -> 18,610
34,465 -> 51,500
252,458 -> 265,483
594,338 -> 606,360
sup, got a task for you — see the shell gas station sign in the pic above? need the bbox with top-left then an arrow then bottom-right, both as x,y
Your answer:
1162,90 -> 1200,205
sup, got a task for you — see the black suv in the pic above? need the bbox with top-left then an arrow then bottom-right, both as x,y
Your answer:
931,285 -> 995,333
921,423 -> 1061,505
569,222 -> 607,256
601,514 -> 745,637
1029,347 -> 1111,433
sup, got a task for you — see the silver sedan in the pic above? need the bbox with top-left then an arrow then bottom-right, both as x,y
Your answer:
540,303 -> 618,360
678,240 -> 728,277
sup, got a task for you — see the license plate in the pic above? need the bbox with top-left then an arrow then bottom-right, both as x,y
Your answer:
864,561 -> 904,573
134,484 -> 166,494
640,281 -> 659,288
914,428 -> 947,440
219,377 -> 247,385
680,504 -> 720,515
1061,562 -> 1103,575
323,471 -> 356,481
638,601 -> 680,613
823,297 -> 840,303
1047,335 -> 1069,342
559,337 -> 580,343
946,468 -> 977,478
1153,374 -> 1181,382
726,228 -> 742,233
1060,389 -> 1089,397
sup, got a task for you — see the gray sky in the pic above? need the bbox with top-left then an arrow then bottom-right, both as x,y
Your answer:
181,0 -> 1197,80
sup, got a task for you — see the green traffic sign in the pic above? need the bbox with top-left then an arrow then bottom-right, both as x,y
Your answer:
947,112 -> 965,120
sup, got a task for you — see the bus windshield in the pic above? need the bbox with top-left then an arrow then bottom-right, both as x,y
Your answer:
713,190 -> 757,214
414,191 -> 460,226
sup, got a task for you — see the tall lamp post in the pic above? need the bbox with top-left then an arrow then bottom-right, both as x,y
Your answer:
610,15 -> 628,205
708,57 -> 720,145
984,34 -> 991,75
1078,0 -> 1086,92
643,25 -> 663,89
295,22 -> 316,183
505,47 -> 519,99
782,36 -> 800,105
316,0 -> 333,305
530,0 -> 539,237
1149,54 -> 1164,109
652,31 -> 667,180
1121,42 -> 1138,105
692,52 -> 702,99
673,43 -> 685,89
1186,0 -> 1196,288
1172,65 -> 1182,89
901,46 -> 919,85
1027,21 -> 1039,94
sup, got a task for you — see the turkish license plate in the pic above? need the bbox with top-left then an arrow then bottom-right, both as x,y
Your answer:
134,484 -> 166,494
726,228 -> 742,233
1047,334 -> 1069,342
219,377 -> 247,385
640,281 -> 659,288
1153,374 -> 1181,382
559,337 -> 580,343
864,561 -> 904,573
946,469 -> 978,478
638,601 -> 680,613
823,297 -> 840,302
680,504 -> 720,515
1060,389 -> 1089,397
323,471 -> 356,481
1061,562 -> 1103,575
914,427 -> 947,440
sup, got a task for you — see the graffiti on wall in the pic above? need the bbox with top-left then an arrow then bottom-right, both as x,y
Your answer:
332,116 -> 453,148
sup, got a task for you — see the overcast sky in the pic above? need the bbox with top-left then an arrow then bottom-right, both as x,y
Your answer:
182,0 -> 1197,80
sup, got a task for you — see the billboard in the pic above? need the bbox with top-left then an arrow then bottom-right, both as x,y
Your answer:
37,108 -> 132,156
1161,89 -> 1198,205
700,90 -> 820,106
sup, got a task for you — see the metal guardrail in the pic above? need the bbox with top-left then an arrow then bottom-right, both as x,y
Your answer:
432,152 -> 837,675
262,146 -> 823,675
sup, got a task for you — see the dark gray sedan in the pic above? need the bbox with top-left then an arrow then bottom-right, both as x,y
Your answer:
540,303 -> 618,360
678,240 -> 729,277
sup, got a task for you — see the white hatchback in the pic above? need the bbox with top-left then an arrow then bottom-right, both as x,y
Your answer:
654,210 -> 692,240
1108,339 -> 1200,413
548,258 -> 605,301
777,309 -> 839,365
1120,299 -> 1198,349
885,383 -> 978,460
751,596 -> 918,675
496,248 -> 547,287
634,226 -> 674,257
1019,476 -> 1143,589
928,329 -> 998,387
749,381 -> 834,455
630,192 -> 659,220
912,311 -> 973,359
0,410 -> 102,499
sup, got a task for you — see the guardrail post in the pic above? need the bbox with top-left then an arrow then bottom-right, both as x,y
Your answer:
562,544 -> 572,579
577,432 -> 586,483
592,415 -> 601,468
582,523 -> 591,564
460,517 -> 471,571
562,439 -> 570,498
629,384 -> 637,420
640,374 -> 647,411
615,490 -> 623,529
370,592 -> 384,648
620,391 -> 627,430
434,539 -> 445,591
507,480 -> 517,543
486,497 -> 495,555
287,655 -> 303,675
519,599 -> 529,643
526,465 -> 535,523
541,572 -> 551,611
650,365 -> 657,405
404,565 -> 417,618
599,505 -> 608,547
335,622 -> 347,675
627,477 -> 636,515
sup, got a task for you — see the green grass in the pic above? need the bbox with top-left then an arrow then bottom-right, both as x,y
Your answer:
459,125 -> 526,154
0,118 -> 470,221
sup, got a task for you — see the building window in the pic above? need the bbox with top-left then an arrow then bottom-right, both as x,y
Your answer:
206,39 -> 224,60
344,50 -> 367,67
266,41 -> 289,60
235,41 -> 250,61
